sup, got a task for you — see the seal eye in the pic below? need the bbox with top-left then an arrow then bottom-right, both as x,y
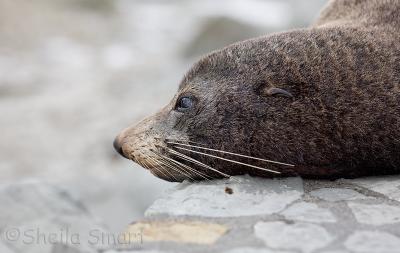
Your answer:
176,96 -> 194,111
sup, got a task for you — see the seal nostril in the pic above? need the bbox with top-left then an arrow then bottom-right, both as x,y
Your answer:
113,137 -> 127,159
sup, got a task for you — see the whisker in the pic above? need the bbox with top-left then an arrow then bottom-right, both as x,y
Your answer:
151,151 -> 194,181
167,141 -> 294,167
165,147 -> 233,179
173,157 -> 215,180
160,156 -> 195,181
167,158 -> 211,181
159,154 -> 211,181
165,150 -> 219,181
174,146 -> 281,174
147,152 -> 178,181
136,157 -> 150,171
138,159 -> 148,169
142,155 -> 169,179
141,159 -> 160,176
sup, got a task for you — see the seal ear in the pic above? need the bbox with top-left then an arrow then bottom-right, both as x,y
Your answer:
261,87 -> 293,98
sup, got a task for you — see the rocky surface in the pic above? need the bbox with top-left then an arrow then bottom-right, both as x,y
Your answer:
111,175 -> 400,253
2,176 -> 400,253
0,181 -> 107,253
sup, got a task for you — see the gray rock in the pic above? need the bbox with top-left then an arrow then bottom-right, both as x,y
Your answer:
225,247 -> 296,253
344,231 -> 400,253
310,188 -> 369,202
287,0 -> 328,27
348,176 -> 400,202
0,242 -> 13,253
183,16 -> 265,58
281,202 -> 336,223
103,251 -> 163,253
145,176 -> 304,217
321,251 -> 351,253
0,181 -> 88,228
254,221 -> 334,253
0,181 -> 108,253
348,202 -> 400,225
51,243 -> 84,253
68,0 -> 116,12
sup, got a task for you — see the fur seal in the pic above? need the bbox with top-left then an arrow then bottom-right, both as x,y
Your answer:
114,0 -> 400,182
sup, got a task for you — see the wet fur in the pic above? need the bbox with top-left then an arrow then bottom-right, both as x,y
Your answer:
116,0 -> 400,181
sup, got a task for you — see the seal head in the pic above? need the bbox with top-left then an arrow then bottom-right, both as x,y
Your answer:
114,0 -> 400,182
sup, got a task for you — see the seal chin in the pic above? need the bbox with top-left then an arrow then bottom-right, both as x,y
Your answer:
130,148 -> 192,182
150,169 -> 187,182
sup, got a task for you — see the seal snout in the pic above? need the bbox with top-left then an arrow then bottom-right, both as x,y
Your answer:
113,136 -> 127,159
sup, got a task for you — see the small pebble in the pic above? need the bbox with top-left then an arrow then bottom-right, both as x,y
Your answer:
225,187 -> 233,194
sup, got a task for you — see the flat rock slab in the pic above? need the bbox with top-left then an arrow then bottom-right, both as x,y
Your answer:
145,176 -> 304,217
348,202 -> 400,225
0,242 -> 13,253
344,231 -> 400,253
254,221 -> 334,253
348,176 -> 400,202
309,188 -> 369,201
280,202 -> 336,223
0,181 -> 108,253
224,247 -> 296,253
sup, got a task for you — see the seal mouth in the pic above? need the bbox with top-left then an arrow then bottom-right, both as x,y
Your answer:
115,135 -> 295,182
142,138 -> 295,182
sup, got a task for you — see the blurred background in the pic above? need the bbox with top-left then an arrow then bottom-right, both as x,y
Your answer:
0,0 -> 327,232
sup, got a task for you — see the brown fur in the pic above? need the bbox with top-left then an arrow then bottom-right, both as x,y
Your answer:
114,0 -> 400,182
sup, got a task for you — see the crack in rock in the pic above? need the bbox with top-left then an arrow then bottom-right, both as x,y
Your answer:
348,202 -> 400,225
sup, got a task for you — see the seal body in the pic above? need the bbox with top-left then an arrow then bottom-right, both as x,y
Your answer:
114,0 -> 400,182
